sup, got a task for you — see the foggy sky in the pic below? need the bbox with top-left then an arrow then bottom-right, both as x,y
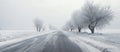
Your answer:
0,0 -> 120,30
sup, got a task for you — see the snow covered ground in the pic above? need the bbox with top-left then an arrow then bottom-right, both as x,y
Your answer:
0,30 -> 36,42
0,30 -> 120,52
64,31 -> 120,52
0,30 -> 56,48
0,30 -> 55,42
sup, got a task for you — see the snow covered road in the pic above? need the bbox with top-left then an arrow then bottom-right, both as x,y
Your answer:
0,31 -> 119,52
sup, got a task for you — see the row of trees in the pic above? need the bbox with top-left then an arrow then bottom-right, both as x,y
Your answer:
64,2 -> 113,34
33,18 -> 57,32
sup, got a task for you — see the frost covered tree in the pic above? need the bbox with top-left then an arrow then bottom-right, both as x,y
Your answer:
65,20 -> 76,31
81,2 -> 113,33
34,18 -> 43,32
48,24 -> 57,30
62,24 -> 70,31
72,10 -> 88,32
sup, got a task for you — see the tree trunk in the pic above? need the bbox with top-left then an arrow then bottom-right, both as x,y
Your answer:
78,27 -> 81,32
36,27 -> 39,32
38,28 -> 41,32
71,29 -> 73,31
91,28 -> 94,34
88,25 -> 95,34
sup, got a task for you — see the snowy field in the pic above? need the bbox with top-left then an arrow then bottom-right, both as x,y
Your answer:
0,29 -> 120,42
64,31 -> 120,52
0,30 -> 54,42
69,29 -> 120,46
0,30 -> 37,42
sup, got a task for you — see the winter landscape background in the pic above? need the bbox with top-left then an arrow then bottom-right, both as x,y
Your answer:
0,0 -> 120,52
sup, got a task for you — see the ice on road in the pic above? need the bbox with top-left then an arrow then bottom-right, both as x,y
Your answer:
0,31 -> 119,52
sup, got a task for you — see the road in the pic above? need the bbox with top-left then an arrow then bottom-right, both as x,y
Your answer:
0,31 -> 119,52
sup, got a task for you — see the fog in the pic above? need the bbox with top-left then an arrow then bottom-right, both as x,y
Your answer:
0,0 -> 120,30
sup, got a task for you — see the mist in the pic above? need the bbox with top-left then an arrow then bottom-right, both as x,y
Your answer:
0,0 -> 120,30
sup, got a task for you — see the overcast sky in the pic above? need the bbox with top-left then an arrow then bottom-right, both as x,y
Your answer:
0,0 -> 120,30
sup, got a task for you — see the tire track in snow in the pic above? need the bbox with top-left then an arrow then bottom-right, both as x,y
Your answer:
0,31 -> 57,52
1,31 -> 119,52
23,32 -> 57,52
74,36 -> 120,52
16,34 -> 48,52
0,36 -> 39,52
63,31 -> 120,52
42,31 -> 82,52
69,37 -> 101,52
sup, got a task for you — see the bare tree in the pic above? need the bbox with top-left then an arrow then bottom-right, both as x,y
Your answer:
81,2 -> 113,33
34,18 -> 43,32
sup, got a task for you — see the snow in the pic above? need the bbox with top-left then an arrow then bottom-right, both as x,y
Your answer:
0,30 -> 56,42
96,29 -> 120,34
69,36 -> 101,52
74,36 -> 119,52
63,31 -> 120,52
0,30 -> 35,42
0,30 -> 120,52
0,30 -> 55,47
